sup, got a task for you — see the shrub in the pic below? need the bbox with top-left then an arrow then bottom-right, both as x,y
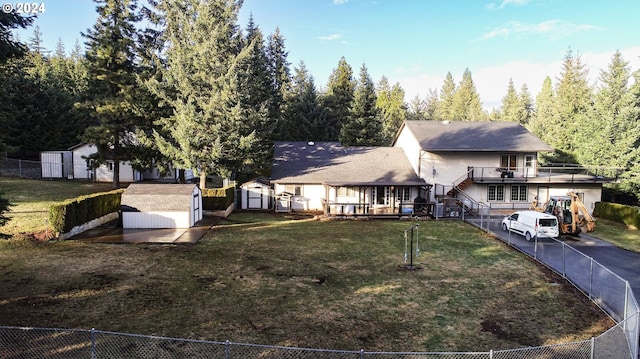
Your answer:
49,189 -> 125,234
594,202 -> 640,228
202,186 -> 235,210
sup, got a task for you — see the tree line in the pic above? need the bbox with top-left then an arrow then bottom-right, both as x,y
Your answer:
0,0 -> 638,202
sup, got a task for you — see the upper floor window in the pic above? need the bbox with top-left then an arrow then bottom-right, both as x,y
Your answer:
500,154 -> 517,170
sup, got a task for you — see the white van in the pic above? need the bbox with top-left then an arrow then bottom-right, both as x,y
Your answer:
501,210 -> 559,240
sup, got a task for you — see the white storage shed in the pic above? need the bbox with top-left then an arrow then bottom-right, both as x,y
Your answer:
240,177 -> 272,210
40,151 -> 73,179
121,184 -> 203,228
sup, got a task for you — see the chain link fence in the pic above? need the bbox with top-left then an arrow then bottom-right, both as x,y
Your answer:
468,213 -> 639,359
0,158 -> 42,179
0,321 -> 635,359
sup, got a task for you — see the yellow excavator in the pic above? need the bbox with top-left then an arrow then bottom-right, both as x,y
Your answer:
530,192 -> 595,235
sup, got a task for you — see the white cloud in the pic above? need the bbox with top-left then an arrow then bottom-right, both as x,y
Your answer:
332,0 -> 349,4
390,47 -> 640,111
318,33 -> 343,41
486,0 -> 530,10
481,20 -> 602,41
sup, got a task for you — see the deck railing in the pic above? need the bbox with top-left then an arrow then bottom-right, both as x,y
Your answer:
468,165 -> 621,183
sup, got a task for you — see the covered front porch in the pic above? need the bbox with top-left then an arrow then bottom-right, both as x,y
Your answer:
322,181 -> 432,218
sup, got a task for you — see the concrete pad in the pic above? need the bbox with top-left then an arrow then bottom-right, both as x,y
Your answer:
70,214 -> 221,244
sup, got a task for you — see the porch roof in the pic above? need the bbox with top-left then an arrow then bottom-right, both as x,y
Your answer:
271,141 -> 426,186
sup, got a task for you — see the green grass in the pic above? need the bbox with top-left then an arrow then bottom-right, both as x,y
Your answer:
0,215 -> 611,352
591,217 -> 640,252
0,177 -> 114,235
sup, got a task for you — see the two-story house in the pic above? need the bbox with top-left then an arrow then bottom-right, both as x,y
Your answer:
392,120 -> 615,214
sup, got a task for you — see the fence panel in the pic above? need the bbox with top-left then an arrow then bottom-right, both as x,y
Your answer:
590,263 -> 627,322
493,340 -> 591,359
0,158 -> 42,179
561,245 -> 593,294
0,327 -> 92,359
93,331 -> 227,359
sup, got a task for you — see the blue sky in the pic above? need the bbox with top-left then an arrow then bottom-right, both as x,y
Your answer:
16,0 -> 640,109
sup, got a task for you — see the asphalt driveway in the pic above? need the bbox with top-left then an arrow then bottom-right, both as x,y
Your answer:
466,215 -> 640,300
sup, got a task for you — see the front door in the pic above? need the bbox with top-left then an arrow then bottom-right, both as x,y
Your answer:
373,186 -> 390,207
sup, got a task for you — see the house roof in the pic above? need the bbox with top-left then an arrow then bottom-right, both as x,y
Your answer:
240,176 -> 270,187
271,141 -> 426,186
395,120 -> 554,152
121,184 -> 200,212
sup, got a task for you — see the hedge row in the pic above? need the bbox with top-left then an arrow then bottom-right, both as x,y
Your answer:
594,202 -> 640,228
202,186 -> 235,210
49,189 -> 125,234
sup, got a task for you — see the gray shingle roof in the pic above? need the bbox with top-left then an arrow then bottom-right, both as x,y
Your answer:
271,142 -> 426,186
398,120 -> 553,152
121,184 -> 199,212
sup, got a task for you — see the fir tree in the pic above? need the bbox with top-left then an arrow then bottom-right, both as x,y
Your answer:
266,27 -> 291,136
407,94 -> 428,121
282,61 -> 327,141
322,56 -> 355,140
451,68 -> 486,121
339,64 -> 384,146
0,11 -> 33,62
499,78 -> 520,122
148,0 -> 257,188
81,0 -> 143,188
376,76 -> 407,142
435,72 -> 455,120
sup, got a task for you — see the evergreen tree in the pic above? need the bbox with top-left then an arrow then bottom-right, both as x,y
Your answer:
0,11 -> 33,62
587,52 -> 640,195
266,27 -> 291,137
376,76 -> 407,142
407,94 -> 428,121
339,64 -> 384,146
435,72 -> 455,120
552,49 -> 593,160
148,0 -> 257,188
28,26 -> 45,54
81,0 -> 143,188
322,56 -> 355,140
519,83 -> 534,125
528,76 -> 557,151
498,78 -> 520,122
282,61 -> 327,140
451,68 -> 486,121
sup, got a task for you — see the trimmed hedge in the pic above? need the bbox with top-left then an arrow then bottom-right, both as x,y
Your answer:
49,189 -> 125,234
594,202 -> 640,228
202,186 -> 235,210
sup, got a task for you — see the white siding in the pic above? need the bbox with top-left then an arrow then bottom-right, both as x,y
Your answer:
274,183 -> 325,211
123,212 -> 191,228
393,126 -> 422,176
40,151 -> 72,178
241,183 -> 271,210
72,144 -> 95,180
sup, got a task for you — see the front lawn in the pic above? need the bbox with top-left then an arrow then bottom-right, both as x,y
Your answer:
0,214 -> 611,352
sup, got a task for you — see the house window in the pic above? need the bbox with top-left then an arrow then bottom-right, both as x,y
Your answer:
285,184 -> 303,196
337,186 -> 356,197
511,185 -> 528,202
524,155 -> 534,168
488,185 -> 505,201
396,187 -> 411,202
500,154 -> 517,170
